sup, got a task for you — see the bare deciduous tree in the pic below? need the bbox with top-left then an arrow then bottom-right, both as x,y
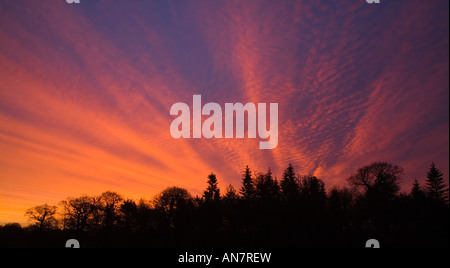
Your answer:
25,204 -> 58,230
59,195 -> 101,231
348,161 -> 403,199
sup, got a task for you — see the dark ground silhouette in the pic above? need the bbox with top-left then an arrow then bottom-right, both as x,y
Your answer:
1,162 -> 448,248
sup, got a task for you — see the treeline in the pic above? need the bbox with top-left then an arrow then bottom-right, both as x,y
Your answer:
1,162 -> 448,248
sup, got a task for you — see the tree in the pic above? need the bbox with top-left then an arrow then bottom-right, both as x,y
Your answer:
60,195 -> 101,231
327,187 -> 353,230
2,223 -> 22,232
347,161 -> 403,200
240,165 -> 255,200
410,179 -> 425,201
255,168 -> 280,200
119,199 -> 138,231
153,187 -> 193,229
347,162 -> 403,233
280,164 -> 300,202
99,191 -> 123,230
224,184 -> 238,200
327,187 -> 353,213
300,175 -> 326,206
25,204 -> 58,230
425,162 -> 449,204
136,199 -> 155,231
203,173 -> 221,202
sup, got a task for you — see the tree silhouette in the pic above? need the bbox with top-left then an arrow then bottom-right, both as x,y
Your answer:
25,204 -> 58,230
240,165 -> 255,200
203,172 -> 221,202
198,173 -> 224,244
60,195 -> 100,231
119,199 -> 138,231
2,223 -> 22,231
347,162 -> 404,234
326,186 -> 353,240
99,191 -> 123,230
153,186 -> 193,229
255,168 -> 280,201
348,161 -> 403,200
280,164 -> 300,202
300,175 -> 326,213
136,199 -> 154,231
410,179 -> 426,201
327,187 -> 353,214
425,162 -> 449,205
224,184 -> 238,200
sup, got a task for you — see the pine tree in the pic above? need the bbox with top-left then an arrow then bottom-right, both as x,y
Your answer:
203,173 -> 221,201
224,184 -> 238,200
255,168 -> 280,200
425,162 -> 449,204
240,165 -> 255,200
410,179 -> 425,201
300,175 -> 326,209
280,164 -> 300,202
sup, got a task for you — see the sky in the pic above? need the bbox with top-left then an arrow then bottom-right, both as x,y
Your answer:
0,0 -> 448,225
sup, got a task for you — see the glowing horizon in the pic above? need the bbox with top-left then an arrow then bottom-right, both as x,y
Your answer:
0,0 -> 448,225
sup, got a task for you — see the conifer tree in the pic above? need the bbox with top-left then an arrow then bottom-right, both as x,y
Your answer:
425,162 -> 449,204
255,168 -> 280,200
280,164 -> 300,202
410,179 -> 425,201
240,165 -> 255,200
204,172 -> 221,201
224,184 -> 238,200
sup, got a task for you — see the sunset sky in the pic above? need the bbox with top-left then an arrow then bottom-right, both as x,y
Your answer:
0,0 -> 448,225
